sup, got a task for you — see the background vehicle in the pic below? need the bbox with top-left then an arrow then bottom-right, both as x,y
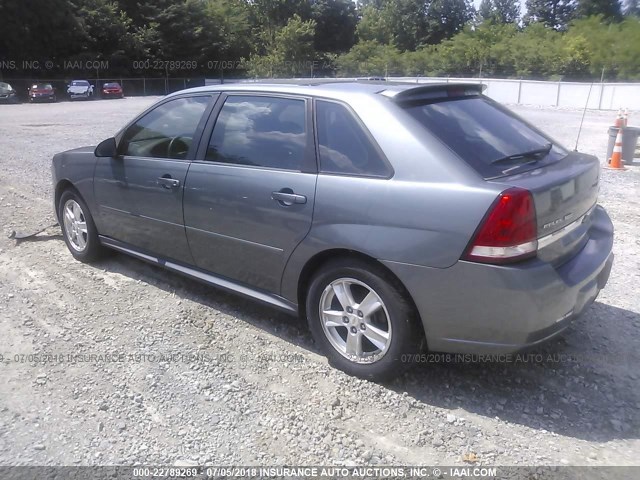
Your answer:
51,82 -> 614,380
102,82 -> 123,99
67,80 -> 94,100
0,82 -> 19,104
28,83 -> 56,102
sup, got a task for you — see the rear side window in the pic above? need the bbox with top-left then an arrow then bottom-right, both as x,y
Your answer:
402,96 -> 565,178
206,96 -> 307,171
315,100 -> 390,177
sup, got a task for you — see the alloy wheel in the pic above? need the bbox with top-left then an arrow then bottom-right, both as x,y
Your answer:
62,199 -> 88,252
319,277 -> 392,364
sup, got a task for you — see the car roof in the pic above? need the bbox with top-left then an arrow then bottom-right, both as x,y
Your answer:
168,80 -> 485,102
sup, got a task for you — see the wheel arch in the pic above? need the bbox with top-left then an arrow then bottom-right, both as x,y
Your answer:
54,180 -> 79,221
295,248 -> 425,340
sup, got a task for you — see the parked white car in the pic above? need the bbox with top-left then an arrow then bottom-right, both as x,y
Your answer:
67,80 -> 94,100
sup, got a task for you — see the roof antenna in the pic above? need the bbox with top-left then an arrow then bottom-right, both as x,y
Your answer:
574,82 -> 594,152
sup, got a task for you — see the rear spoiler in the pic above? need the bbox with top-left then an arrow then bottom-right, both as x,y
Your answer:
380,83 -> 487,102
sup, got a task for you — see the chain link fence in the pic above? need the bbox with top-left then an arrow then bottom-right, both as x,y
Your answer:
0,77 -> 205,101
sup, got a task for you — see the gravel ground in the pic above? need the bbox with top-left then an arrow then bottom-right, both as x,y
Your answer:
0,97 -> 638,469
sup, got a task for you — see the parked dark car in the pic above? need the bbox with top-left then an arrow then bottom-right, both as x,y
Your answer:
28,83 -> 57,102
67,80 -> 94,100
0,82 -> 20,103
51,82 -> 614,379
102,82 -> 124,99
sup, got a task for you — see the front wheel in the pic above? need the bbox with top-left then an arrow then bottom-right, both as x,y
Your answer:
306,259 -> 421,380
59,190 -> 106,262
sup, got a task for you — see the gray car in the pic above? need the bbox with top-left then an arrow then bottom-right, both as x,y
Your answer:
51,82 -> 614,379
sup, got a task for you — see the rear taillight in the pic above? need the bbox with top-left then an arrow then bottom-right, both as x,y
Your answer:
463,187 -> 537,265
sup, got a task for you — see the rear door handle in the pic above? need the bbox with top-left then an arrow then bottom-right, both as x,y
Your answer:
272,190 -> 307,206
157,176 -> 180,189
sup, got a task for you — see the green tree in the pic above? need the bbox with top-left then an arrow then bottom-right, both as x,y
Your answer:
0,0 -> 85,64
478,0 -> 494,21
204,0 -> 252,63
558,34 -> 592,77
311,0 -> 358,53
249,0 -> 312,52
615,17 -> 640,77
248,14 -> 317,77
509,22 -> 564,76
478,0 -> 519,23
356,4 -> 394,44
393,0 -> 430,50
424,0 -> 474,44
437,22 -> 518,76
524,0 -> 577,29
493,0 -> 520,23
576,0 -> 622,20
73,0 -> 137,58
335,40 -> 403,76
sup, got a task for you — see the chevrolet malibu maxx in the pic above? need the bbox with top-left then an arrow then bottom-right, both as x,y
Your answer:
51,82 -> 614,379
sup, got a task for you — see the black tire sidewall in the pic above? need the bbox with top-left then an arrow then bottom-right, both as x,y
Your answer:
59,190 -> 103,262
306,260 -> 420,380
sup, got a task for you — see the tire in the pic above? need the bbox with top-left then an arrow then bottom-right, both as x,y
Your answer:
306,258 -> 422,380
59,190 -> 106,262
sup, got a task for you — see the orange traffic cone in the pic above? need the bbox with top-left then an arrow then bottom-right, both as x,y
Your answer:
614,109 -> 624,128
605,128 -> 626,170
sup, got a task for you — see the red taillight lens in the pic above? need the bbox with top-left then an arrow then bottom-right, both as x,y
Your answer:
463,187 -> 537,265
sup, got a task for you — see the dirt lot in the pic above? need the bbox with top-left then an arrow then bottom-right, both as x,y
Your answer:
0,97 -> 639,469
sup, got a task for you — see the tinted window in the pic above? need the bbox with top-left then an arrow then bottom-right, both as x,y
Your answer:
315,100 -> 389,177
206,96 -> 306,170
120,96 -> 209,160
402,96 -> 565,178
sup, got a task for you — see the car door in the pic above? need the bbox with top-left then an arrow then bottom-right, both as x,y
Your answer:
183,93 -> 317,293
94,94 -> 215,264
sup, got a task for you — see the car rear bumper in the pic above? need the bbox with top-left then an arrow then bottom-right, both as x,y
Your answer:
383,205 -> 614,354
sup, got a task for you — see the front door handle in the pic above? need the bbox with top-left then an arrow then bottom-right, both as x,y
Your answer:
272,189 -> 307,206
157,176 -> 180,189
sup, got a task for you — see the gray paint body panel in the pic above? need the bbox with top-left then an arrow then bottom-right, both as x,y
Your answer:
51,81 -> 615,355
183,163 -> 317,293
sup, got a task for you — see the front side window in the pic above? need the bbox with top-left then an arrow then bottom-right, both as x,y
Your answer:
206,95 -> 307,171
120,96 -> 210,160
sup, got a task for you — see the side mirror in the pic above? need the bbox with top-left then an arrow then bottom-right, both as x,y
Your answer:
95,137 -> 118,158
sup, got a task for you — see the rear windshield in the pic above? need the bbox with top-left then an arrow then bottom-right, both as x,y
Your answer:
104,83 -> 120,88
402,96 -> 566,179
71,81 -> 89,86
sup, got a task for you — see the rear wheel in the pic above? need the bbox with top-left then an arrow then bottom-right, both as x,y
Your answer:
306,259 -> 421,380
59,190 -> 106,262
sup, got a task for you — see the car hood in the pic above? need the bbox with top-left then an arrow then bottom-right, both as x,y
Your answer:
64,146 -> 95,155
68,85 -> 90,93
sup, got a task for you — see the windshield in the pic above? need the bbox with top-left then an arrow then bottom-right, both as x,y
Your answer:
0,82 -> 12,92
71,81 -> 89,86
402,96 -> 567,179
33,84 -> 53,90
104,83 -> 120,88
